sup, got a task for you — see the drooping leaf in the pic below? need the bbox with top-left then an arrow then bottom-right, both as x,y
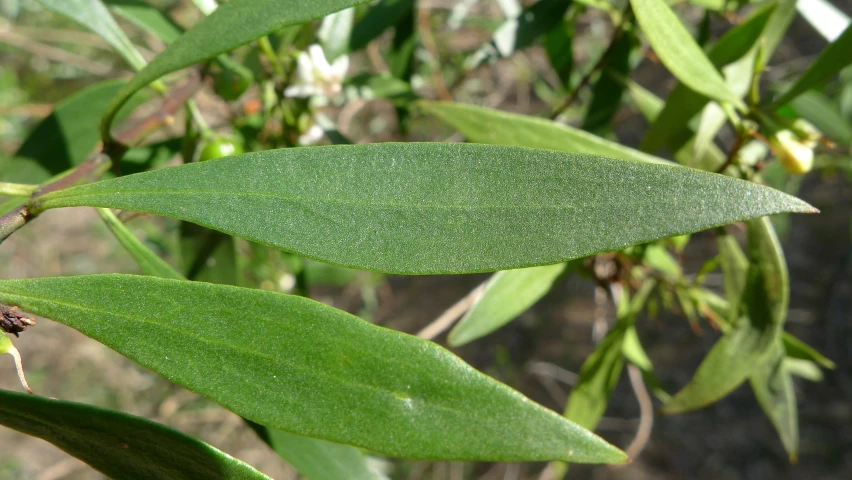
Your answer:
100,0 -> 372,138
0,388 -> 270,479
5,81 -> 145,184
629,0 -> 743,108
97,208 -> 183,279
0,274 -> 625,463
420,101 -> 672,164
749,341 -> 798,461
32,143 -> 814,275
264,430 -> 382,480
664,218 -> 788,413
466,0 -> 573,69
34,0 -> 147,70
448,262 -> 570,346
105,0 -> 184,44
772,24 -> 852,108
639,2 -> 774,154
349,0 -> 414,52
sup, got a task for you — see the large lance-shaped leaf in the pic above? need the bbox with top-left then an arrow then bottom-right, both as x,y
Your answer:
630,0 -> 743,109
100,0 -> 371,139
0,274 -> 625,463
664,218 -> 788,413
771,24 -> 852,108
419,101 -> 672,164
0,388 -> 269,479
448,262 -> 570,347
32,143 -> 813,274
34,0 -> 147,70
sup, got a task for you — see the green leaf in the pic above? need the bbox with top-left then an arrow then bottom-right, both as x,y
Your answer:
4,81 -> 146,184
420,101 -> 673,164
34,0 -> 147,70
33,143 -> 814,275
782,332 -> 835,369
664,218 -> 788,413
448,263 -> 569,346
630,0 -> 743,109
318,6 -> 355,61
264,430 -> 382,480
466,0 -> 573,69
0,275 -> 625,463
772,24 -> 852,108
623,324 -> 670,403
749,341 -> 798,461
639,2 -> 775,154
100,0 -> 371,139
97,208 -> 183,279
564,327 -> 625,431
0,388 -> 269,479
716,229 -> 748,322
582,29 -> 635,132
105,0 -> 183,44
349,0 -> 414,52
791,91 -> 852,146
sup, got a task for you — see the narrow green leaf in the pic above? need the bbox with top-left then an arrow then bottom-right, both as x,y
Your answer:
100,0 -> 371,139
716,229 -> 748,322
104,0 -> 183,44
34,0 -> 147,70
545,16 -> 574,88
749,341 -> 798,461
349,0 -> 414,52
97,208 -> 183,279
784,357 -> 823,382
791,91 -> 852,146
639,3 -> 774,155
582,29 -> 635,131
265,430 -> 381,480
623,325 -> 670,403
0,275 -> 626,463
564,328 -> 626,431
318,7 -> 355,61
0,388 -> 269,479
782,332 -> 835,369
758,0 -> 798,71
467,0 -> 573,69
664,218 -> 788,413
4,81 -> 146,184
33,143 -> 814,275
420,101 -> 673,164
772,24 -> 852,107
630,0 -> 743,108
448,263 -> 569,346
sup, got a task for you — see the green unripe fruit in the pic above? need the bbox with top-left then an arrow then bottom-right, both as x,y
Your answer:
199,138 -> 244,161
214,70 -> 251,101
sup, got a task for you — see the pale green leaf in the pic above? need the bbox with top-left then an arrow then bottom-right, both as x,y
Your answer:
32,143 -> 814,275
35,0 -> 147,70
782,332 -> 835,369
630,0 -> 743,108
100,0 -> 371,139
749,341 -> 798,461
97,208 -> 183,279
264,430 -> 381,480
0,275 -> 626,463
0,388 -> 269,479
448,263 -> 569,346
105,0 -> 183,44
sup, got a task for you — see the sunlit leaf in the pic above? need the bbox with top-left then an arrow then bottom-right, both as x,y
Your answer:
0,274 -> 625,463
772,24 -> 852,107
33,143 -> 813,274
105,0 -> 183,44
0,388 -> 269,479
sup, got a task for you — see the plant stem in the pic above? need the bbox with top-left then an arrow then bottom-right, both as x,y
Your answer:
258,36 -> 285,79
0,183 -> 38,198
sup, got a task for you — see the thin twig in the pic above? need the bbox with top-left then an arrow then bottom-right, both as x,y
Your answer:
549,6 -> 633,120
619,363 -> 653,463
7,343 -> 33,394
416,282 -> 487,340
417,4 -> 453,101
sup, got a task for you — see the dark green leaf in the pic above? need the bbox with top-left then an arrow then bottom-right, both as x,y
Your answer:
33,143 -> 813,274
349,0 -> 414,52
420,101 -> 672,164
772,24 -> 852,107
448,263 -> 569,346
97,208 -> 183,279
0,388 -> 269,479
545,16 -> 574,88
582,29 -> 635,131
749,341 -> 798,461
34,0 -> 147,70
630,0 -> 743,108
101,0 -> 371,138
105,0 -> 183,44
0,275 -> 625,463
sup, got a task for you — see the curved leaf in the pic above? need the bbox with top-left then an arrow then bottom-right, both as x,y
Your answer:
0,274 -> 625,464
772,24 -> 852,107
34,0 -> 147,70
105,0 -> 184,44
0,388 -> 269,480
448,262 -> 569,346
749,341 -> 798,461
32,143 -> 814,274
100,0 -> 371,139
630,0 -> 743,108
419,101 -> 672,165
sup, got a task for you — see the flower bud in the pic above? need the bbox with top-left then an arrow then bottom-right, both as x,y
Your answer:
770,129 -> 814,175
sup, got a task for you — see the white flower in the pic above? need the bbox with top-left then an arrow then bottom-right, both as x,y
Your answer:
298,124 -> 324,146
284,44 -> 349,99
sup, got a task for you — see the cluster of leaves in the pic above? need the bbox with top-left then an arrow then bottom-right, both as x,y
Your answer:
0,0 -> 848,478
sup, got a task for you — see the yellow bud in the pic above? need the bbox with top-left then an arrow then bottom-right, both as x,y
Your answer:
770,129 -> 814,175
791,119 -> 821,147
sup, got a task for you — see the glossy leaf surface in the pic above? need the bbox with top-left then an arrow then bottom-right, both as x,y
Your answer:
34,143 -> 813,274
0,275 -> 625,463
0,388 -> 269,479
